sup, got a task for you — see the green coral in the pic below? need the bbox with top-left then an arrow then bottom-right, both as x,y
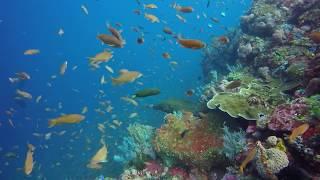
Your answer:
306,95 -> 320,119
207,92 -> 268,120
207,70 -> 286,120
286,62 -> 307,79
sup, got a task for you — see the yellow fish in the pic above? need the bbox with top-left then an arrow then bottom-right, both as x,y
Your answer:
144,4 -> 158,9
24,49 -> 40,55
60,61 -> 68,75
289,123 -> 309,143
111,69 -> 142,85
48,114 -> 85,128
89,51 -> 113,65
239,147 -> 256,174
87,143 -> 108,169
144,13 -> 160,23
24,144 -> 35,175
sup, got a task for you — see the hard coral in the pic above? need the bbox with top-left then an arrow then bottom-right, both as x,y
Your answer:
255,141 -> 289,179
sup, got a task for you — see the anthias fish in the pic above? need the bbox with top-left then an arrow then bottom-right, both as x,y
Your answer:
111,69 -> 142,85
97,34 -> 124,48
24,144 -> 35,175
178,37 -> 205,49
48,114 -> 85,128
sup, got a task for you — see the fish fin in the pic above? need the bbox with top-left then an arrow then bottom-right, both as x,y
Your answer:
27,143 -> 35,152
105,21 -> 110,29
239,165 -> 244,174
48,119 -> 56,128
171,2 -> 177,9
119,69 -> 128,74
131,95 -> 137,99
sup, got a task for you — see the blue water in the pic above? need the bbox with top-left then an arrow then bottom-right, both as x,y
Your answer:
0,0 -> 251,179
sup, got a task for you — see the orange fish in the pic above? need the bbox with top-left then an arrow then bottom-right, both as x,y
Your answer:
239,146 -> 256,174
289,123 -> 310,143
162,52 -> 171,59
107,24 -> 123,42
173,3 -> 194,13
87,143 -> 108,169
24,49 -> 40,55
309,32 -> 320,43
111,69 -> 142,86
218,36 -> 230,44
48,114 -> 85,128
24,144 -> 35,175
178,37 -> 205,49
97,34 -> 124,48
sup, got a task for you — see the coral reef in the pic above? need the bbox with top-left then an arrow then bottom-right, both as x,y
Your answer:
255,141 -> 289,179
202,29 -> 241,80
222,125 -> 247,161
115,123 -> 155,168
116,0 -> 320,179
207,69 -> 286,120
267,98 -> 309,131
153,111 -> 224,170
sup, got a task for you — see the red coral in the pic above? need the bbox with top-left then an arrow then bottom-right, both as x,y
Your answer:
268,98 -> 308,131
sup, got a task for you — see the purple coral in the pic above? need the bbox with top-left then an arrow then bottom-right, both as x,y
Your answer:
268,98 -> 308,131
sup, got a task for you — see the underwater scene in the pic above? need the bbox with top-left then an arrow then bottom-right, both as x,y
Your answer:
1,0 -> 320,179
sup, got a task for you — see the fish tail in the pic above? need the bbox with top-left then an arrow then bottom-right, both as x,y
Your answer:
48,119 -> 56,128
27,143 -> 35,152
239,165 -> 244,174
171,2 -> 177,9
